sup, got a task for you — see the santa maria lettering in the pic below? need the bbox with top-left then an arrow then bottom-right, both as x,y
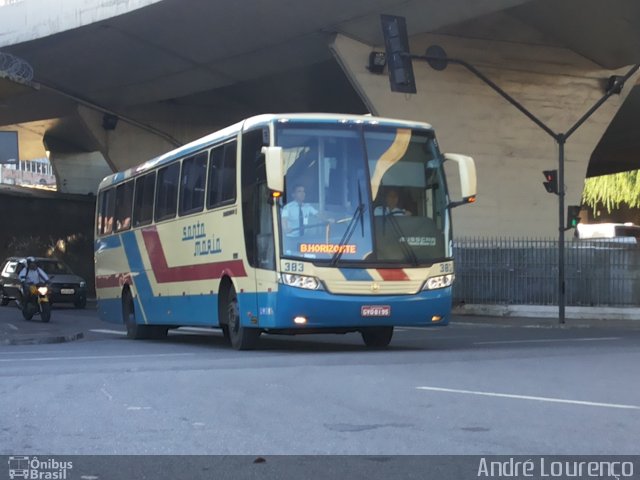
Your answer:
181,221 -> 222,256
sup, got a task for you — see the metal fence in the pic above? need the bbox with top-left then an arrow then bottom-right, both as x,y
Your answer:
452,237 -> 640,307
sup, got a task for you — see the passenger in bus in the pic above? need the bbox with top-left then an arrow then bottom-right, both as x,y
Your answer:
281,185 -> 319,237
104,215 -> 115,235
374,188 -> 412,216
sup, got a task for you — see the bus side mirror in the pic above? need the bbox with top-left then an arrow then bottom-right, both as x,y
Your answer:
444,153 -> 477,208
262,146 -> 284,193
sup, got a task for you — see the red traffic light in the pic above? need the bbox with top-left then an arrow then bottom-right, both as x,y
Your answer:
542,169 -> 558,194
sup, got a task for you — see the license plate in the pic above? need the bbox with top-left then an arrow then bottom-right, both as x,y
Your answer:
361,305 -> 391,317
61,288 -> 75,295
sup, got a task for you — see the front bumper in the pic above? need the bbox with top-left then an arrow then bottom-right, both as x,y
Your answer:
261,284 -> 452,330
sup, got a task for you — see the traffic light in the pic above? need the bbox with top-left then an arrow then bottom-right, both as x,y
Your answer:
567,205 -> 581,229
542,169 -> 558,194
380,15 -> 417,94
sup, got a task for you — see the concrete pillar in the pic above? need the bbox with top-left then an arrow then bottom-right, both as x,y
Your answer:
331,33 -> 638,237
49,150 -> 112,195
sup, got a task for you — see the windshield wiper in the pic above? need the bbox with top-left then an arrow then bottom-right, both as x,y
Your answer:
330,182 -> 366,267
383,213 -> 420,267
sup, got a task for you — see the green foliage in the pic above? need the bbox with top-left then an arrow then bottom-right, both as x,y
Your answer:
582,170 -> 640,213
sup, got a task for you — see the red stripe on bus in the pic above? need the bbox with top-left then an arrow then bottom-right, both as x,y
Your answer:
141,228 -> 247,282
95,273 -> 132,289
376,269 -> 410,281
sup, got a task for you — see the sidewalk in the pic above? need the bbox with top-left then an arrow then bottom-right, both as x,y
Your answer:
453,304 -> 640,329
0,300 -> 102,345
454,303 -> 640,321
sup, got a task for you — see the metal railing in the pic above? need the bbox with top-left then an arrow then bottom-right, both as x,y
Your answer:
453,237 -> 640,307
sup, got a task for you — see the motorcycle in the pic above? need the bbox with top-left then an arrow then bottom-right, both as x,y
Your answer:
19,282 -> 52,322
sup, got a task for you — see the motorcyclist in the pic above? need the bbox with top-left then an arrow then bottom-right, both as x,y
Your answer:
18,257 -> 49,305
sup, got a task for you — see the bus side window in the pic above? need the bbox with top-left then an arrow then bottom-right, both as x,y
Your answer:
179,152 -> 207,216
115,181 -> 134,232
207,140 -> 237,209
101,188 -> 116,235
96,191 -> 104,236
155,163 -> 180,222
221,142 -> 237,203
133,172 -> 156,227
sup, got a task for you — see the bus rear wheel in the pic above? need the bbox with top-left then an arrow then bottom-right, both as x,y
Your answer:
122,290 -> 157,340
361,326 -> 394,348
226,286 -> 260,350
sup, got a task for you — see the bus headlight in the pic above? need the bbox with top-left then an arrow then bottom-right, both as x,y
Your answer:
279,273 -> 324,290
423,274 -> 455,290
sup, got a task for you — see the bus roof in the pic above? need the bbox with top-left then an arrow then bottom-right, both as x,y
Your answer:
97,113 -> 435,191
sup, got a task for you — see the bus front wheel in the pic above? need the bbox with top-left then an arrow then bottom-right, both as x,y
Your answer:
361,327 -> 394,348
226,287 -> 260,350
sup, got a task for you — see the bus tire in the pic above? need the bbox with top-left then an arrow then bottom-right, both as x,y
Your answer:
226,286 -> 260,350
361,326 -> 394,348
221,324 -> 230,342
122,289 -> 152,340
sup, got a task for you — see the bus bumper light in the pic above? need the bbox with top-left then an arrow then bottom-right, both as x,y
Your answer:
431,315 -> 442,323
294,316 -> 307,325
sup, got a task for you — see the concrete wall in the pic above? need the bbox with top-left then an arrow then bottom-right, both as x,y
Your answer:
0,0 -> 162,47
331,33 -> 638,238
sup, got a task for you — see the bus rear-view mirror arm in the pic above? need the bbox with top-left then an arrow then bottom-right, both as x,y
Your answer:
444,153 -> 477,209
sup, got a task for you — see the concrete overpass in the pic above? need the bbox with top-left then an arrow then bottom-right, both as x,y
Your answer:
1,0 -> 640,237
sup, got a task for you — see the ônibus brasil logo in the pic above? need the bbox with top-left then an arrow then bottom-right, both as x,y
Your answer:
8,456 -> 73,480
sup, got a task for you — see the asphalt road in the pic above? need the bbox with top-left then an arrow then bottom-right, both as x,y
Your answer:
1,305 -> 639,460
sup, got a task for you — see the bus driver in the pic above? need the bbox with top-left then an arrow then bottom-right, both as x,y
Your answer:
281,184 -> 318,237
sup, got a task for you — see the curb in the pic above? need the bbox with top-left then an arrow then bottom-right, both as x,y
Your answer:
453,304 -> 640,321
1,331 -> 84,346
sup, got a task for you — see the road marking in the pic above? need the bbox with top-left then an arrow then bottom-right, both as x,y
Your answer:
90,329 -> 126,335
6,323 -> 19,331
474,337 -> 621,345
100,388 -> 113,401
416,386 -> 640,410
0,349 -> 79,355
0,353 -> 194,362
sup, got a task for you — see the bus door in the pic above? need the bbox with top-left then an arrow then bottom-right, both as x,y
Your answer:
254,180 -> 278,324
242,129 -> 278,326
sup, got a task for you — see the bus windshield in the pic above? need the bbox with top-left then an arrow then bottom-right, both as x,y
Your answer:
276,123 -> 451,265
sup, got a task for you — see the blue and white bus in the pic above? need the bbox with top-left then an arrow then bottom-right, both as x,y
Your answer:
95,113 -> 476,349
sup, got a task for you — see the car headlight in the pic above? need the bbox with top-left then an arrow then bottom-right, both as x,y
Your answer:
79,281 -> 86,288
37,286 -> 49,295
279,273 -> 324,290
423,274 -> 455,290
